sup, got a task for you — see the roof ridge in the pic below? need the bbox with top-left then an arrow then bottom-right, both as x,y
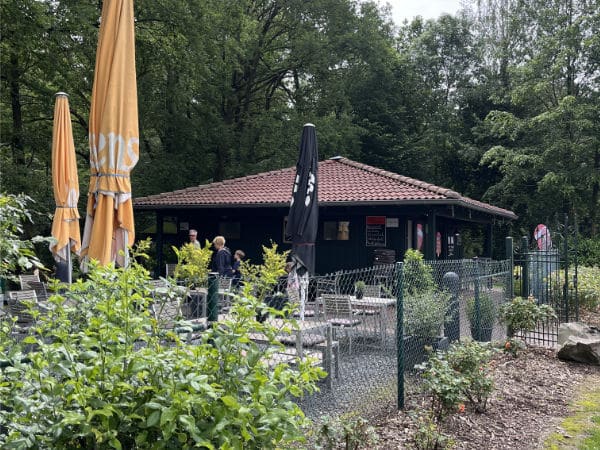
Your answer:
334,157 -> 461,199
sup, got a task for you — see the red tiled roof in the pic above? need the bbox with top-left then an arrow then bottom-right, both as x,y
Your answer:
134,157 -> 516,219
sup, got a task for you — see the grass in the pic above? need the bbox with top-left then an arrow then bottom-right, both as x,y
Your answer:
544,376 -> 600,450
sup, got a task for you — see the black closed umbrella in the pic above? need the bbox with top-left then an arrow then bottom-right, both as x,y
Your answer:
285,124 -> 318,319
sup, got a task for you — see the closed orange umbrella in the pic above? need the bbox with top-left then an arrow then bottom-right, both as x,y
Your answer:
50,92 -> 81,283
80,0 -> 139,269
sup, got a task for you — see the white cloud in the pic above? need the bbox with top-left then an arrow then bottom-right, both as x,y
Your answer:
382,0 -> 464,25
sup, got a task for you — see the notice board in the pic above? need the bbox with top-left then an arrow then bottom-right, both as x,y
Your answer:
366,216 -> 386,247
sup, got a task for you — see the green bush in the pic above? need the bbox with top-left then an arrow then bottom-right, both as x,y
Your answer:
576,237 -> 600,268
404,290 -> 451,338
466,293 -> 496,329
172,240 -> 213,287
498,296 -> 556,338
403,249 -> 435,296
0,193 -> 47,283
576,266 -> 600,310
0,246 -> 323,449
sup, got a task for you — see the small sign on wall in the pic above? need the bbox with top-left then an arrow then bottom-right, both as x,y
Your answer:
366,216 -> 386,247
386,217 -> 399,228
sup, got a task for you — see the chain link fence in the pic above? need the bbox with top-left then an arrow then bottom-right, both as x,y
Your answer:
296,258 -> 512,421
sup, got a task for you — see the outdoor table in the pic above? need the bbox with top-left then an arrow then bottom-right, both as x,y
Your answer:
349,296 -> 397,347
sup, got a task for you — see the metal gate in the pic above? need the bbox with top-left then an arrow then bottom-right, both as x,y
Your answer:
513,215 -> 579,346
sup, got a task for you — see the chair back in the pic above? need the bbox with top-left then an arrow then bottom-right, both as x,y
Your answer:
218,277 -> 232,291
7,290 -> 38,323
316,277 -> 338,296
321,294 -> 353,319
19,274 -> 40,290
26,281 -> 49,302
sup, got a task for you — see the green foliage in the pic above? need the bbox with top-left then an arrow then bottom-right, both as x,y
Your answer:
577,237 -> 600,268
576,266 -> 600,311
416,340 -> 495,424
416,353 -> 467,422
444,341 -> 495,413
466,293 -> 497,329
0,193 -> 47,282
354,281 -> 366,299
0,246 -> 323,448
314,413 -> 379,450
172,240 -> 213,287
410,411 -> 454,450
500,337 -> 526,358
498,296 -> 557,338
239,242 -> 289,301
404,290 -> 451,338
403,250 -> 451,338
403,249 -> 435,296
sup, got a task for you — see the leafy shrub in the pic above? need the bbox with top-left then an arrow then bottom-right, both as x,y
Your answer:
0,193 -> 47,282
498,296 -> 556,338
0,245 -> 323,448
403,249 -> 435,296
576,266 -> 600,310
576,237 -> 600,268
404,290 -> 451,338
315,413 -> 379,450
466,293 -> 496,329
416,341 -> 495,422
444,341 -> 495,413
172,239 -> 213,287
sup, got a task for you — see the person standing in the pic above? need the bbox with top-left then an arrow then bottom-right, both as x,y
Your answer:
188,229 -> 201,248
211,236 -> 233,276
232,249 -> 245,287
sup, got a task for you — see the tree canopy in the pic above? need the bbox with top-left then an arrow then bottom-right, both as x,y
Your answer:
2,0 -> 599,238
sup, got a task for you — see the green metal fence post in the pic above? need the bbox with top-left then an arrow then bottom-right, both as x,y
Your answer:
207,272 -> 219,323
473,257 -> 481,340
563,214 -> 569,322
506,237 -> 514,300
521,236 -> 529,298
396,261 -> 404,410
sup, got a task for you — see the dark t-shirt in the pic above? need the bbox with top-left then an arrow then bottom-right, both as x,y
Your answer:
213,247 -> 233,277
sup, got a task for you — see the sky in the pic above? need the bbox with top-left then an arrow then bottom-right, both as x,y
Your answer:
384,0 -> 464,25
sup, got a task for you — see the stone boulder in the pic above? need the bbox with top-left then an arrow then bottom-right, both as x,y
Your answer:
557,322 -> 600,365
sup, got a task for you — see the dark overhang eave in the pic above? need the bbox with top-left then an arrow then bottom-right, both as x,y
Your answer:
134,198 -> 516,219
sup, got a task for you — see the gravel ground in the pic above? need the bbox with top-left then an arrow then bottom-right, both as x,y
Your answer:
374,309 -> 600,449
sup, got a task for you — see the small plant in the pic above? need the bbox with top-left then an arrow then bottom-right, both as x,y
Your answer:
403,249 -> 435,296
315,413 -> 379,450
467,293 -> 496,341
501,337 -> 525,358
416,353 -> 466,422
354,280 -> 366,299
172,239 -> 213,287
404,290 -> 451,338
410,411 -> 454,450
498,296 -> 556,339
445,340 -> 495,413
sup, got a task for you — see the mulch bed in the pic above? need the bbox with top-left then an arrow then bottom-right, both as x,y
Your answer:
375,309 -> 600,449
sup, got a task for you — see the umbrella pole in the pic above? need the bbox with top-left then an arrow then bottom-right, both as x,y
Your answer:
67,247 -> 72,285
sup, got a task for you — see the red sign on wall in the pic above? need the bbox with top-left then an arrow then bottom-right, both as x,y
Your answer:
366,216 -> 386,247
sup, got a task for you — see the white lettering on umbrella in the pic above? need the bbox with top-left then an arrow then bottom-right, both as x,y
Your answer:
90,132 -> 139,174
290,174 -> 300,206
304,172 -> 315,206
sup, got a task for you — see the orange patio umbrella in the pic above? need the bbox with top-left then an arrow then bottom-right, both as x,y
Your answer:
80,0 -> 139,269
50,92 -> 81,284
